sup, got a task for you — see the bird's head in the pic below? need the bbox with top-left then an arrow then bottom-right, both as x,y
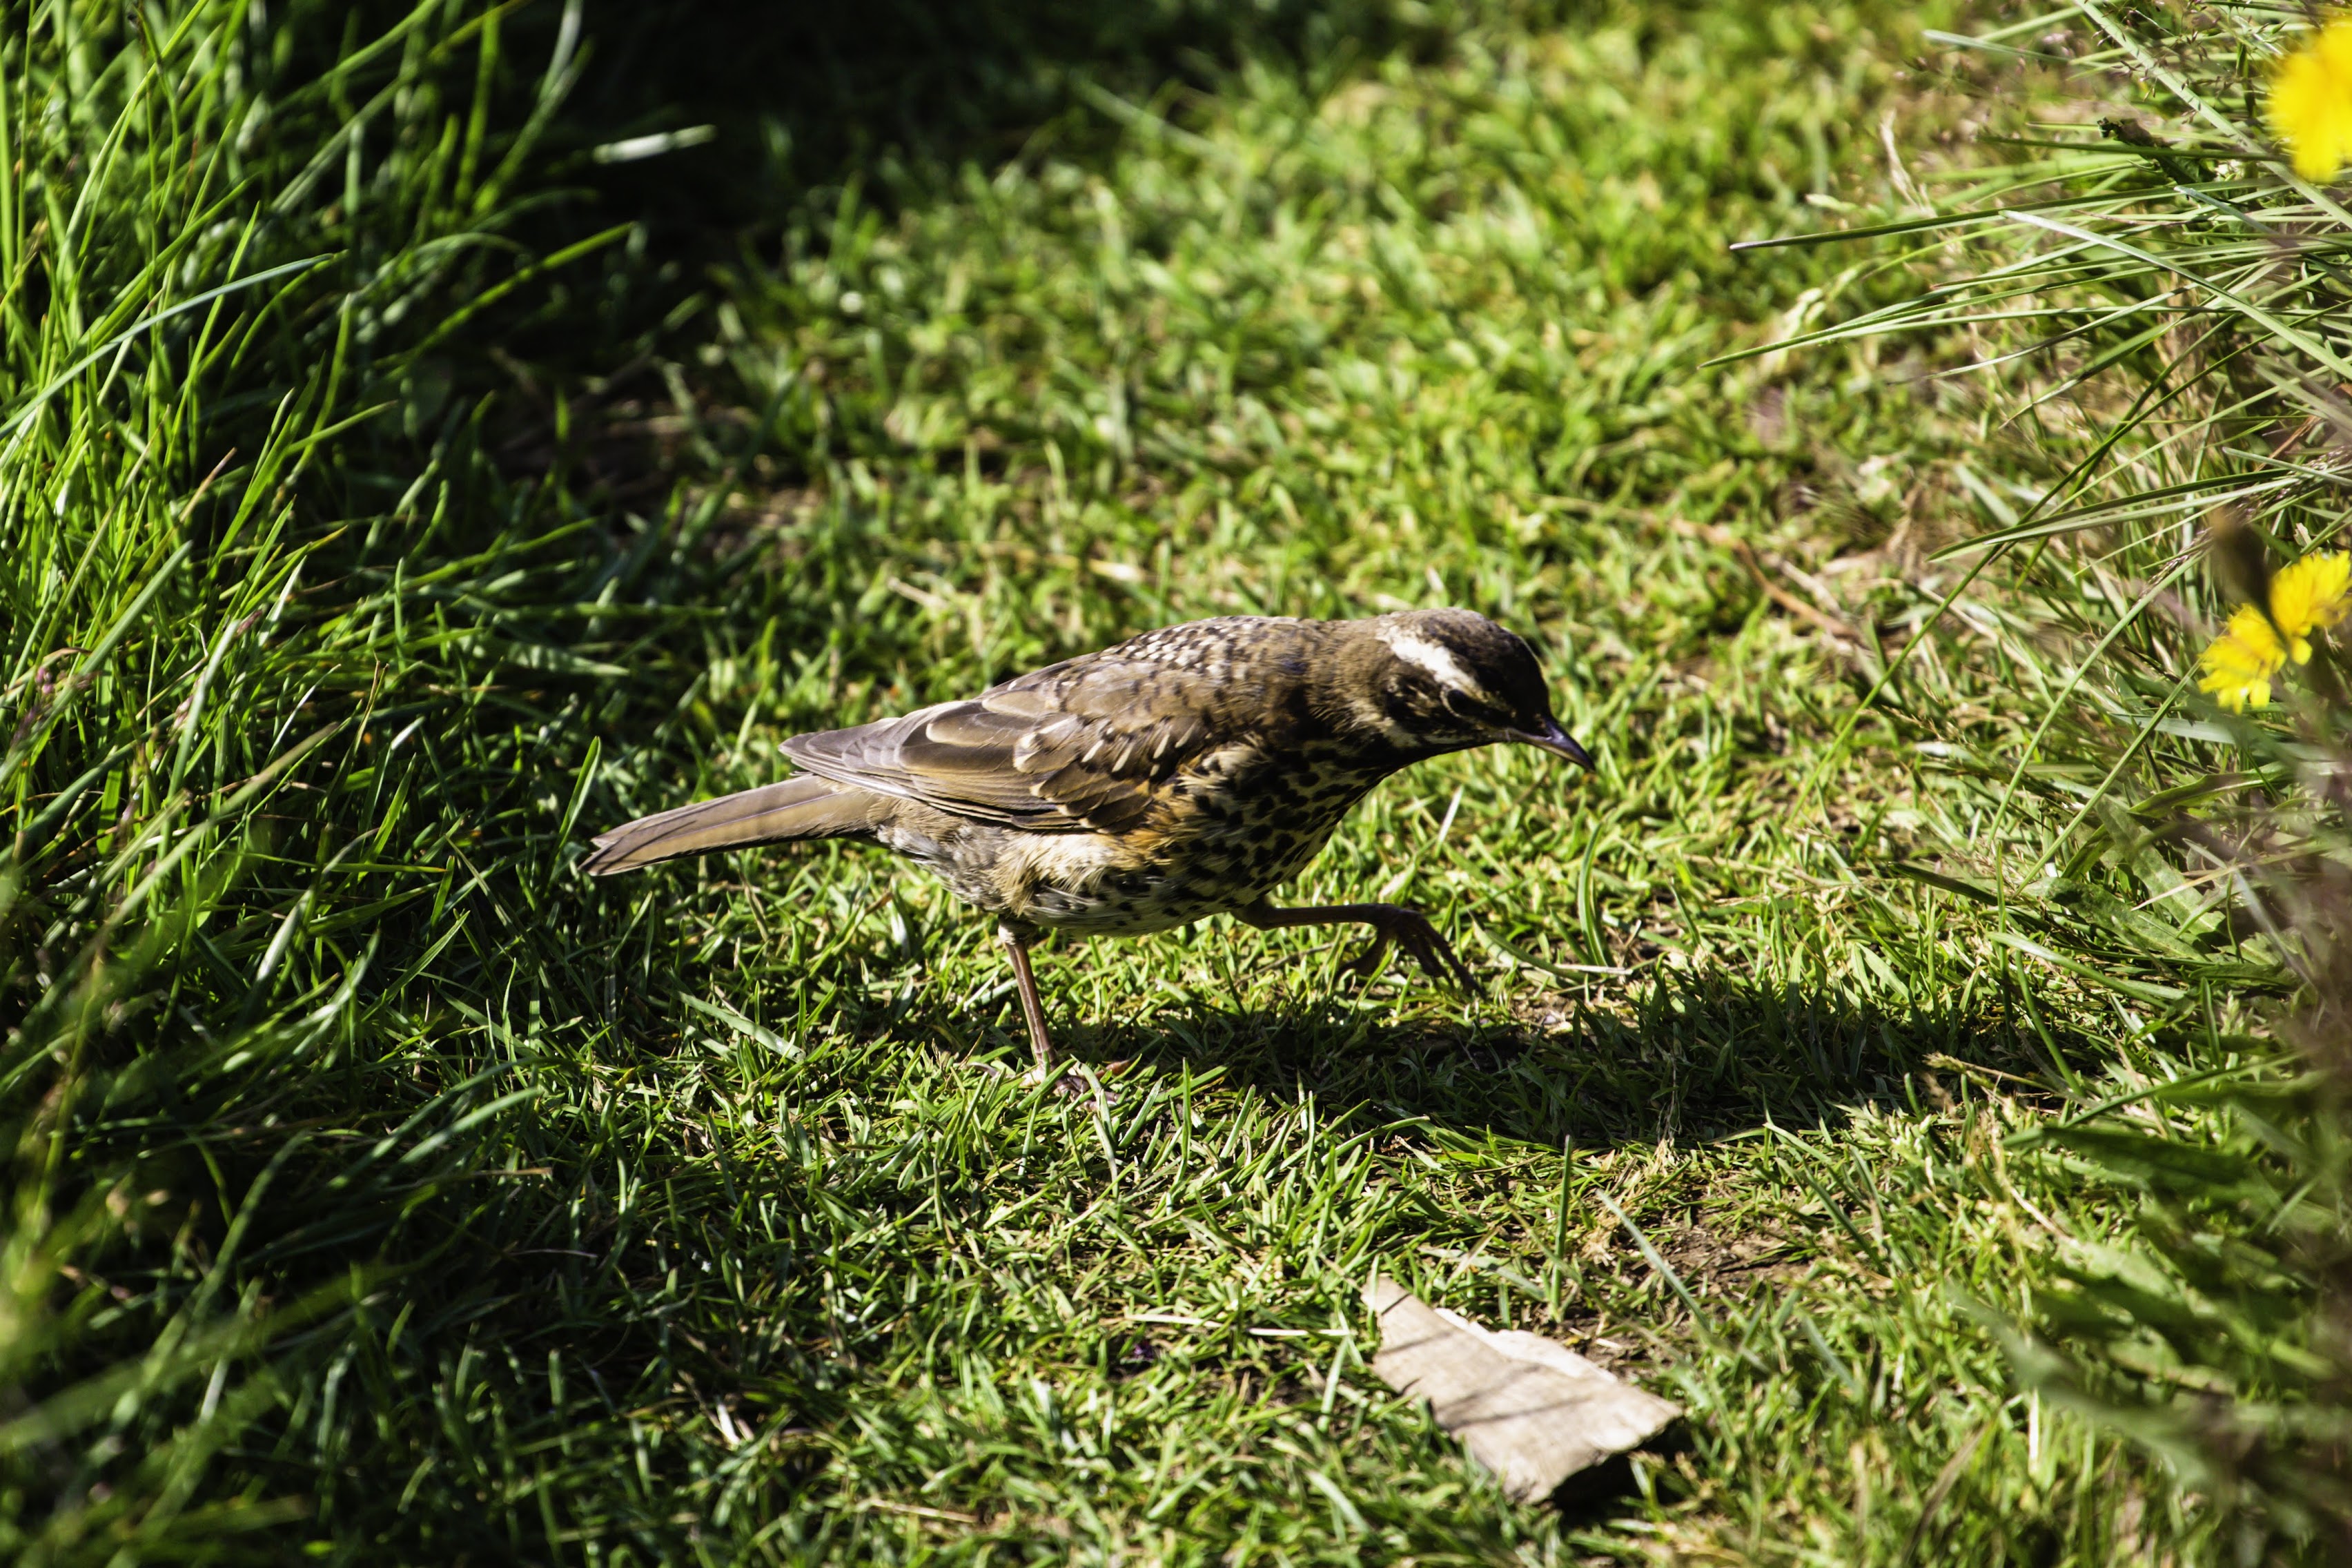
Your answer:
1334,608 -> 1593,767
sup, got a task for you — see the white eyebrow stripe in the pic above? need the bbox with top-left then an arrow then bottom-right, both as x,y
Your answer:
1377,627 -> 1487,698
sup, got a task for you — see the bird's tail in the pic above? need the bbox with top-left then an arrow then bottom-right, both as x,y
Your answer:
581,774 -> 886,875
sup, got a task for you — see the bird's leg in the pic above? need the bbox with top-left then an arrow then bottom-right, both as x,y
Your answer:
1233,901 -> 1480,992
996,920 -> 1058,1080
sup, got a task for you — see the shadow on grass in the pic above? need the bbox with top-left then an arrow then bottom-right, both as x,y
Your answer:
471,0 -> 1464,491
589,878 -> 2068,1155
561,0 -> 1443,240
992,961 -> 2056,1149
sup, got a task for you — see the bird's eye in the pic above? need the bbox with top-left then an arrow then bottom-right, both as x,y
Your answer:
1440,687 -> 1495,725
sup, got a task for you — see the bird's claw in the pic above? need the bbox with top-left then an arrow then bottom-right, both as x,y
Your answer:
1343,908 -> 1480,994
1015,1058 -> 1131,1104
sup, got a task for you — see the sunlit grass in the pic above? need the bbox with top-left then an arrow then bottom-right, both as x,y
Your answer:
0,0 -> 2289,1562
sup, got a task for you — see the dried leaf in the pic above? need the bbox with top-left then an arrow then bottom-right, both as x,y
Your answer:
1366,1276 -> 1681,1502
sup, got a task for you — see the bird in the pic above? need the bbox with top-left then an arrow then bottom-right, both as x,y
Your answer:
582,608 -> 1593,1078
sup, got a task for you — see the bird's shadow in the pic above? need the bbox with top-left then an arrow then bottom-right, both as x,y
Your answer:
623,883 -> 2068,1162
912,952 -> 2056,1159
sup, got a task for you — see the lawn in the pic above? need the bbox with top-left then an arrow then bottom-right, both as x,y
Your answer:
1,0 -> 2321,1562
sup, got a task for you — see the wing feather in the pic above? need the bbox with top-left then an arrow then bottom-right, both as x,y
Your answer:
779,652 -> 1226,832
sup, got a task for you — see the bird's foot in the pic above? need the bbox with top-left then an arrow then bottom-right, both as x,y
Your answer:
1016,1059 -> 1128,1104
979,1058 -> 1088,1097
1342,905 -> 1480,994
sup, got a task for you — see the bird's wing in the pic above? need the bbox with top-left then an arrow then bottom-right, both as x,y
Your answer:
779,654 -> 1226,833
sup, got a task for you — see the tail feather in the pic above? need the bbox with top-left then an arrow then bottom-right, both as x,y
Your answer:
581,774 -> 885,875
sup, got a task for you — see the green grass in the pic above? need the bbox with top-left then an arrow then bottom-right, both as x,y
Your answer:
1,0 -> 2330,1561
1792,4 -> 2352,1542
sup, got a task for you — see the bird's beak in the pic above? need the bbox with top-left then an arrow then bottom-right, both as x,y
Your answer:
1507,716 -> 1594,770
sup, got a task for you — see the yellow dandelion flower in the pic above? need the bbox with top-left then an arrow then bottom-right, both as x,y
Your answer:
2268,18 -> 2352,182
2266,549 -> 2352,661
2199,604 -> 2288,712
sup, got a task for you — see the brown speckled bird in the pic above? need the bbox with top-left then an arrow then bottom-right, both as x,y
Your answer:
582,609 -> 1591,1076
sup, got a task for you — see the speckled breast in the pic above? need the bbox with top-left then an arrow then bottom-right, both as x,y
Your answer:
1014,743 -> 1395,937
